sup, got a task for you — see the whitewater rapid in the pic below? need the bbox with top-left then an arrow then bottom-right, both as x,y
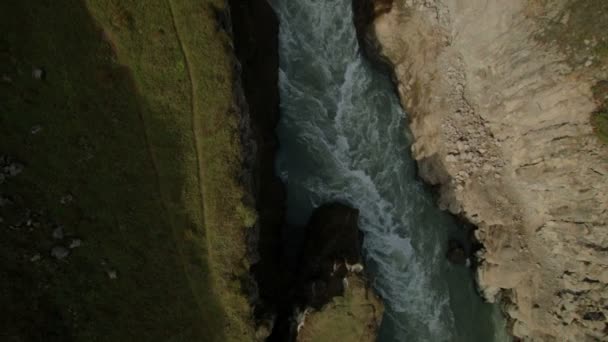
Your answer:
271,0 -> 509,341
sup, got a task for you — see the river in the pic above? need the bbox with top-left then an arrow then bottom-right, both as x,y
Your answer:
270,0 -> 509,340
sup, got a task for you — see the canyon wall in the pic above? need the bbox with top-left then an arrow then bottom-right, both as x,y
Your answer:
355,0 -> 608,340
230,1 -> 383,340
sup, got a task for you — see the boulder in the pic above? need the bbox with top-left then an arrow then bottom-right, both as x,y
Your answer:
50,246 -> 69,260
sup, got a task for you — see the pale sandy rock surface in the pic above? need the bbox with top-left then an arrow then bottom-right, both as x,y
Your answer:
361,0 -> 608,340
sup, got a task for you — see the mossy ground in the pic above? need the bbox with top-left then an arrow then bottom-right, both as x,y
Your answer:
1,1 -> 254,340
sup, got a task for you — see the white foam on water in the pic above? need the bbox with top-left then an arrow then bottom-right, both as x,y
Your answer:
269,0 -> 505,341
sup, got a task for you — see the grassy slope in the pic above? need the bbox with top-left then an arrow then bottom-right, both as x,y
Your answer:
0,0 -> 254,340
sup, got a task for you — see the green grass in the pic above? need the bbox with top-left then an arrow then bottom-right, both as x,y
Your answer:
0,1 -> 254,341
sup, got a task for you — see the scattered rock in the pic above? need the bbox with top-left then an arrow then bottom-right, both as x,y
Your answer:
32,67 -> 46,80
30,253 -> 41,262
60,194 -> 73,205
446,154 -> 457,163
69,238 -> 82,249
4,163 -> 24,177
52,226 -> 64,240
50,246 -> 69,260
30,125 -> 43,135
107,270 -> 118,279
447,239 -> 468,265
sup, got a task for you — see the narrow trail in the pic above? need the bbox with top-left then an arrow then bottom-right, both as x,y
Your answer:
166,0 -> 215,319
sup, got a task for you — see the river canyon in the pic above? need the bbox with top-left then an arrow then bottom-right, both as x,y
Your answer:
271,0 -> 509,340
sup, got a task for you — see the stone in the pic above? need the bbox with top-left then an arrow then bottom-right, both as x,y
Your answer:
52,226 -> 64,240
32,67 -> 45,80
60,194 -> 73,205
50,246 -> 69,260
4,163 -> 23,177
107,270 -> 118,279
582,312 -> 605,321
30,253 -> 41,262
69,238 -> 82,249
30,125 -> 43,135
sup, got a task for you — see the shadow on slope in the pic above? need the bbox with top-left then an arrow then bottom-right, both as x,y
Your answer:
0,1 -> 230,340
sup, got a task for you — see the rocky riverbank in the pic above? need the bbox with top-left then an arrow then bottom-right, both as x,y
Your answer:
354,0 -> 608,340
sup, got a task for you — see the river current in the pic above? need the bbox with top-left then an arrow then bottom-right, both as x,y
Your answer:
271,0 -> 509,340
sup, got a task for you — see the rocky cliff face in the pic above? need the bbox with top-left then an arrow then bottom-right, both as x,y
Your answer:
355,0 -> 608,340
229,0 -> 287,330
229,2 -> 383,340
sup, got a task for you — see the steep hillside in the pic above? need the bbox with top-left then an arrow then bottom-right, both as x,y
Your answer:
355,0 -> 608,340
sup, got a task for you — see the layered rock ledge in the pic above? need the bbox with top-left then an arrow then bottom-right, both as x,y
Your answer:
354,0 -> 608,340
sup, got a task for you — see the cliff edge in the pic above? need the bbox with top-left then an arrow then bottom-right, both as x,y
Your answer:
355,0 -> 608,340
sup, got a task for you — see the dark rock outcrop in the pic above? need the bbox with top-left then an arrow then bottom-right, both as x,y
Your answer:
295,203 -> 364,308
269,203 -> 382,342
228,0 -> 286,331
352,0 -> 393,68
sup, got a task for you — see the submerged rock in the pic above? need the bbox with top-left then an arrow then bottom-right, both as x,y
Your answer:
446,239 -> 467,265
